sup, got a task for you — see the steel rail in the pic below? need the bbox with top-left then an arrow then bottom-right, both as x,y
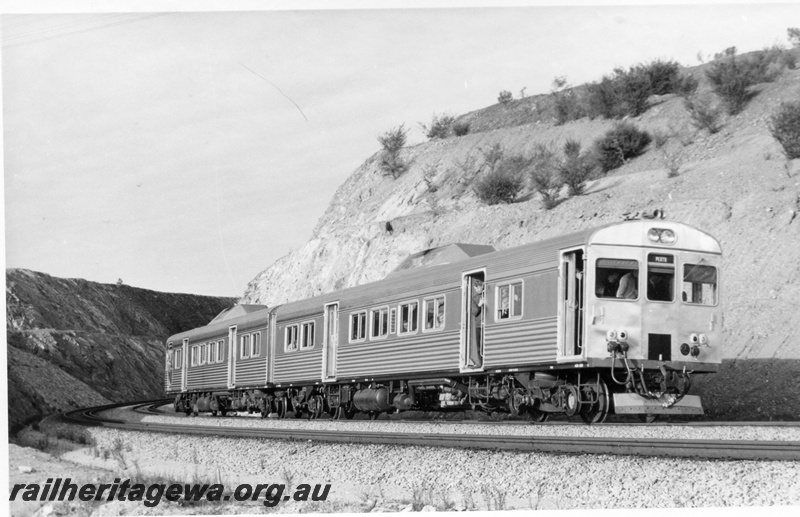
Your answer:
62,402 -> 800,461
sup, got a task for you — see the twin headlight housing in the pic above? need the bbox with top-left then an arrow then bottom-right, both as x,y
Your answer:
647,228 -> 676,245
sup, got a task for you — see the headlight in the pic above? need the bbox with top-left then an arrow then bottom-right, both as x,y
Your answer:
699,333 -> 708,345
606,329 -> 617,341
617,330 -> 628,342
647,228 -> 677,245
660,230 -> 676,244
689,333 -> 698,344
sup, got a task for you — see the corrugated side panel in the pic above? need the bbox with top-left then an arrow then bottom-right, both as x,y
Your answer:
167,369 -> 181,391
186,363 -> 226,390
484,317 -> 558,366
337,330 -> 459,378
273,348 -> 323,384
235,356 -> 267,387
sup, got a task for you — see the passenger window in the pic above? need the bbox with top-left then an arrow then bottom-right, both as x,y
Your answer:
240,334 -> 251,359
398,301 -> 418,335
389,308 -> 397,334
301,322 -> 315,349
252,332 -> 261,357
174,349 -> 182,369
423,297 -> 445,330
371,308 -> 389,338
216,340 -> 224,362
647,253 -> 675,302
496,282 -> 522,320
285,325 -> 299,352
350,312 -> 367,342
683,263 -> 718,305
595,259 -> 639,299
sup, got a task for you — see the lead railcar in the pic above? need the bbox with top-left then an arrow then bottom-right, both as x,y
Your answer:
165,220 -> 721,423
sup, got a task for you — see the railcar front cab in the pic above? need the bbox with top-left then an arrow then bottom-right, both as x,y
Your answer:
559,221 -> 721,420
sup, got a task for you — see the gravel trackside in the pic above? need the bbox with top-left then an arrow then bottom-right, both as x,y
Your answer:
79,426 -> 800,511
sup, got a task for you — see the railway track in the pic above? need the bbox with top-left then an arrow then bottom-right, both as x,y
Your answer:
62,401 -> 800,461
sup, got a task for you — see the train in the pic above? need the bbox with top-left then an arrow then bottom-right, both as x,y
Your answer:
164,220 -> 722,424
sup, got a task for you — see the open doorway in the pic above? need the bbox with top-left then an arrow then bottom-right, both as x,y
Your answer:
461,271 -> 485,370
560,248 -> 585,359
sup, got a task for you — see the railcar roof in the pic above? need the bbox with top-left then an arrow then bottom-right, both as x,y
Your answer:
167,306 -> 272,344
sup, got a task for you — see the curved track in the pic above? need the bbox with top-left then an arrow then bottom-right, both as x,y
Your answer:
62,401 -> 800,461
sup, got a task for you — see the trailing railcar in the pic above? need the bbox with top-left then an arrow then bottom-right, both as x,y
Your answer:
166,220 -> 722,423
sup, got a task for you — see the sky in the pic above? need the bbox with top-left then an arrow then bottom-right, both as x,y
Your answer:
3,1 -> 800,297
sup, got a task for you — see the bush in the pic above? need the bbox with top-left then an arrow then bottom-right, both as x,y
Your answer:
593,122 -> 652,172
529,143 -> 562,209
789,27 -> 800,48
585,76 -> 622,119
706,48 -> 789,115
684,94 -> 723,134
770,102 -> 800,159
640,59 -> 682,96
421,113 -> 456,140
585,66 -> 651,119
550,76 -> 585,125
497,90 -> 513,104
559,139 -> 594,196
377,124 -> 410,179
453,120 -> 470,136
473,163 -> 526,205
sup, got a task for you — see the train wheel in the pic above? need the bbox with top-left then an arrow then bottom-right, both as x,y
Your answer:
564,385 -> 582,417
275,397 -> 288,419
579,375 -> 610,425
508,389 -> 525,417
638,414 -> 659,424
526,407 -> 549,423
314,395 -> 325,419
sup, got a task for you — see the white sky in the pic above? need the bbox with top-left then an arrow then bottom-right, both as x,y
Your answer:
3,1 -> 799,297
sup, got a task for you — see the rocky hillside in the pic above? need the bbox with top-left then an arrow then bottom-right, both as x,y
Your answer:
244,55 -> 800,363
6,269 -> 236,434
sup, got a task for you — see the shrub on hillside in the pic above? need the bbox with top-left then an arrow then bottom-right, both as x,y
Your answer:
421,113 -> 456,140
593,122 -> 652,172
706,47 -> 790,115
550,76 -> 585,125
529,143 -> 562,209
377,124 -> 410,179
453,120 -> 470,136
497,90 -> 513,104
640,59 -> 682,96
585,67 -> 651,119
789,27 -> 800,48
473,145 -> 527,205
559,139 -> 594,196
770,101 -> 800,159
684,94 -> 723,134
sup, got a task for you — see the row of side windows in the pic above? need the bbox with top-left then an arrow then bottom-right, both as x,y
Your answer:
188,340 -> 225,368
350,295 -> 446,343
240,332 -> 262,359
285,321 -> 315,352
